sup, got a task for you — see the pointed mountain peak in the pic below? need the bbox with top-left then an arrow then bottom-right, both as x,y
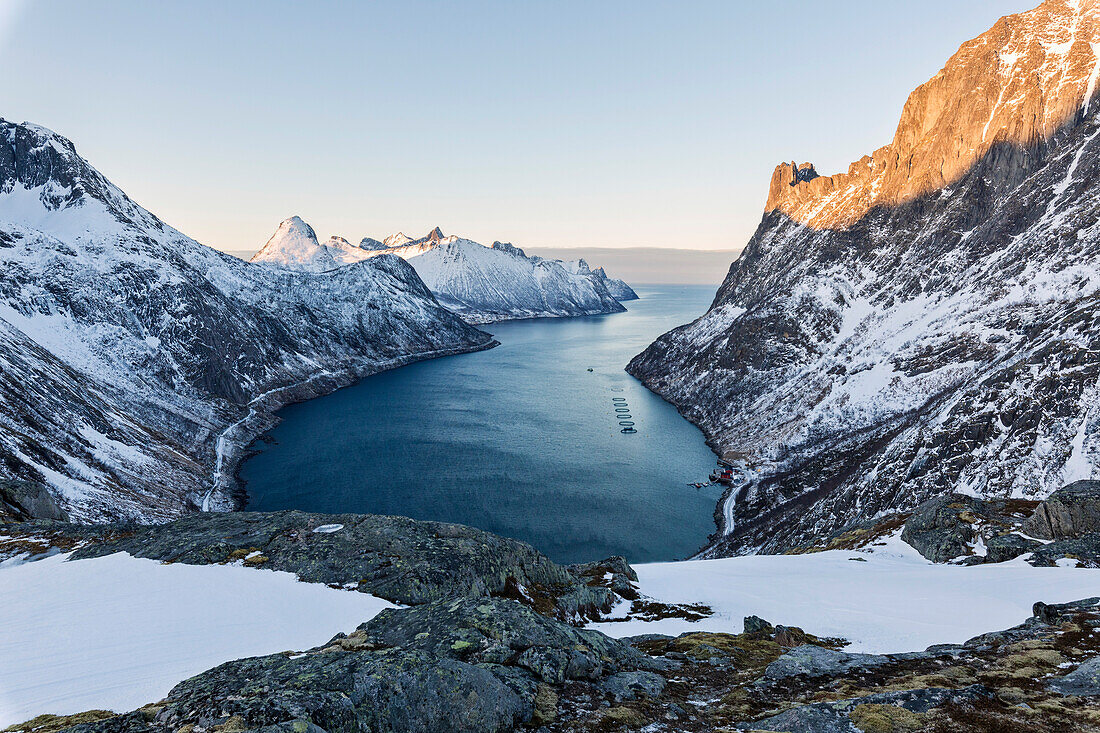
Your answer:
251,216 -> 335,271
276,216 -> 317,239
427,226 -> 445,242
383,232 -> 414,248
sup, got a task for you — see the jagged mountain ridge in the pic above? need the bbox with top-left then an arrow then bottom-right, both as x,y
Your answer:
565,259 -> 639,302
251,220 -> 635,323
769,0 -> 1100,229
628,0 -> 1100,555
0,119 -> 493,522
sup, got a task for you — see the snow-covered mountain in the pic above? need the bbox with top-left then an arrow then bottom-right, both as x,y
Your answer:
251,223 -> 634,323
565,259 -> 639,301
0,119 -> 493,522
629,0 -> 1100,555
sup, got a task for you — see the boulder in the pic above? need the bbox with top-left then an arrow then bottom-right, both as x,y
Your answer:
1048,657 -> 1100,696
568,555 -> 639,599
764,645 -> 892,680
985,532 -> 1041,563
1023,480 -> 1100,540
1027,533 -> 1100,568
598,670 -> 667,701
743,615 -> 775,637
901,494 -> 985,562
773,624 -> 811,648
0,479 -> 67,522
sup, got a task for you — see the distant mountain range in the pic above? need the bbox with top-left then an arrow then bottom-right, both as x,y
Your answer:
630,0 -> 1100,555
224,246 -> 740,285
251,219 -> 636,323
0,119 -> 492,522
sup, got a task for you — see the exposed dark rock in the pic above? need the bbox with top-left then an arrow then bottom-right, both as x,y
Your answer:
901,494 -> 985,563
7,511 -> 627,621
764,644 -> 893,680
566,555 -> 640,600
1033,598 -> 1100,625
1049,657 -> 1100,696
37,596 -> 1100,733
598,671 -> 667,701
1023,480 -> 1100,540
985,532 -> 1042,563
0,479 -> 67,521
741,704 -> 852,733
1029,533 -> 1100,568
773,625 -> 812,648
62,599 -> 659,733
743,615 -> 774,637
745,686 -> 993,732
890,493 -> 1069,565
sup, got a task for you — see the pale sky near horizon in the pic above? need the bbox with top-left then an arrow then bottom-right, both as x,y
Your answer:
0,1 -> 1035,253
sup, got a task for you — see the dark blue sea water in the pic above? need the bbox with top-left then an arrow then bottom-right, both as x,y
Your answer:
241,285 -> 723,564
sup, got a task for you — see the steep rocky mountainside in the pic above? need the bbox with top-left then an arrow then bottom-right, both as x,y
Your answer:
592,265 -> 639,301
252,221 -> 633,323
0,119 -> 493,523
629,0 -> 1100,555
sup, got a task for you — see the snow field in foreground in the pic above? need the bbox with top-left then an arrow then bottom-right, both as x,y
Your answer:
5,538 -> 1100,726
590,538 -> 1100,654
0,552 -> 395,727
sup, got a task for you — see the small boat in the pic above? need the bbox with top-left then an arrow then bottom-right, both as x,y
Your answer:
587,368 -> 593,372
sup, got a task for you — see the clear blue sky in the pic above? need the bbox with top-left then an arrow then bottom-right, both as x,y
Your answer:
0,1 -> 1035,252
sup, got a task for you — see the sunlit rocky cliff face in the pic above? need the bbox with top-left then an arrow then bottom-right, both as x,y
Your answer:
768,0 -> 1100,229
629,0 -> 1100,555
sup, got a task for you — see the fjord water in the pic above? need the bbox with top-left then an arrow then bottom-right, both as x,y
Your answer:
242,285 -> 724,563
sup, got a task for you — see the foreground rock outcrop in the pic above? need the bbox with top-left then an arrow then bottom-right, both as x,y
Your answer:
1024,480 -> 1100,540
0,510 -> 634,622
22,592 -> 1100,732
629,0 -> 1100,555
784,483 -> 1100,568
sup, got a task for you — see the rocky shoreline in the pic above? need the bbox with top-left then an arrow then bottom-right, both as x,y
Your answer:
207,340 -> 498,513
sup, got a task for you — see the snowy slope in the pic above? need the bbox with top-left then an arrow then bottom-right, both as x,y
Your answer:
253,225 -> 634,323
0,119 -> 493,521
629,0 -> 1100,554
563,258 -> 639,301
249,216 -> 337,272
0,551 -> 394,725
381,236 -> 627,323
5,539 -> 1100,724
590,535 -> 1100,653
592,266 -> 639,301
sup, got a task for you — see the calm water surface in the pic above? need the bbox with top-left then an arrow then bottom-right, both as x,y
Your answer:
242,285 -> 723,563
